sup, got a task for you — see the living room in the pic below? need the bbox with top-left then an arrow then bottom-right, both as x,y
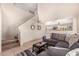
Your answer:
0,3 -> 79,56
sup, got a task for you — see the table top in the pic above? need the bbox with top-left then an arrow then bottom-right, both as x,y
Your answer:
34,42 -> 47,47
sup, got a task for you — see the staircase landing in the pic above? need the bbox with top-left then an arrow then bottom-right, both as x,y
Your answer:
2,39 -> 20,51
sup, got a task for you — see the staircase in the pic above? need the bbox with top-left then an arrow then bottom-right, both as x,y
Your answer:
2,39 -> 20,51
1,4 -> 36,52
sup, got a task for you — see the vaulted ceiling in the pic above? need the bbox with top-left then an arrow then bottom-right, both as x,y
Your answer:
1,3 -> 36,27
1,3 -> 79,24
38,3 -> 79,23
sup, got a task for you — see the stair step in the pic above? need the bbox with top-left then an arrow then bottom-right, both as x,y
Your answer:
2,42 -> 20,51
2,39 -> 18,45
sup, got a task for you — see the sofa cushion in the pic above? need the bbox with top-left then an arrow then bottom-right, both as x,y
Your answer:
47,47 -> 70,56
58,34 -> 66,40
51,33 -> 56,39
51,33 -> 66,41
55,41 -> 69,48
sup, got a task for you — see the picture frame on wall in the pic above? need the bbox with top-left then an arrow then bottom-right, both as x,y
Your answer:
37,25 -> 41,30
31,25 -> 35,30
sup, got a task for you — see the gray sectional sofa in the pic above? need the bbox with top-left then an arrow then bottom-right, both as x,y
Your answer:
17,40 -> 79,56
43,33 -> 69,48
17,33 -> 79,56
38,47 -> 70,56
38,40 -> 79,56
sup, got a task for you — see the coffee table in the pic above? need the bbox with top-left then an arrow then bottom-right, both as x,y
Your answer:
32,41 -> 48,55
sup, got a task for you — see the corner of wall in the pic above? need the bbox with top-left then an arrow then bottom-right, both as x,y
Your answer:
0,5 -> 2,53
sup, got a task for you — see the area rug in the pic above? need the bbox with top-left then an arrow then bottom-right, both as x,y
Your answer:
16,47 -> 36,56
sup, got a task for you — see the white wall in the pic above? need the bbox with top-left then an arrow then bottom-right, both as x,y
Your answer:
0,5 -> 1,53
46,18 -> 77,34
1,4 -> 33,40
38,3 -> 79,23
14,3 -> 37,12
73,18 -> 77,33
77,17 -> 79,34
38,3 -> 79,35
18,15 -> 45,45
